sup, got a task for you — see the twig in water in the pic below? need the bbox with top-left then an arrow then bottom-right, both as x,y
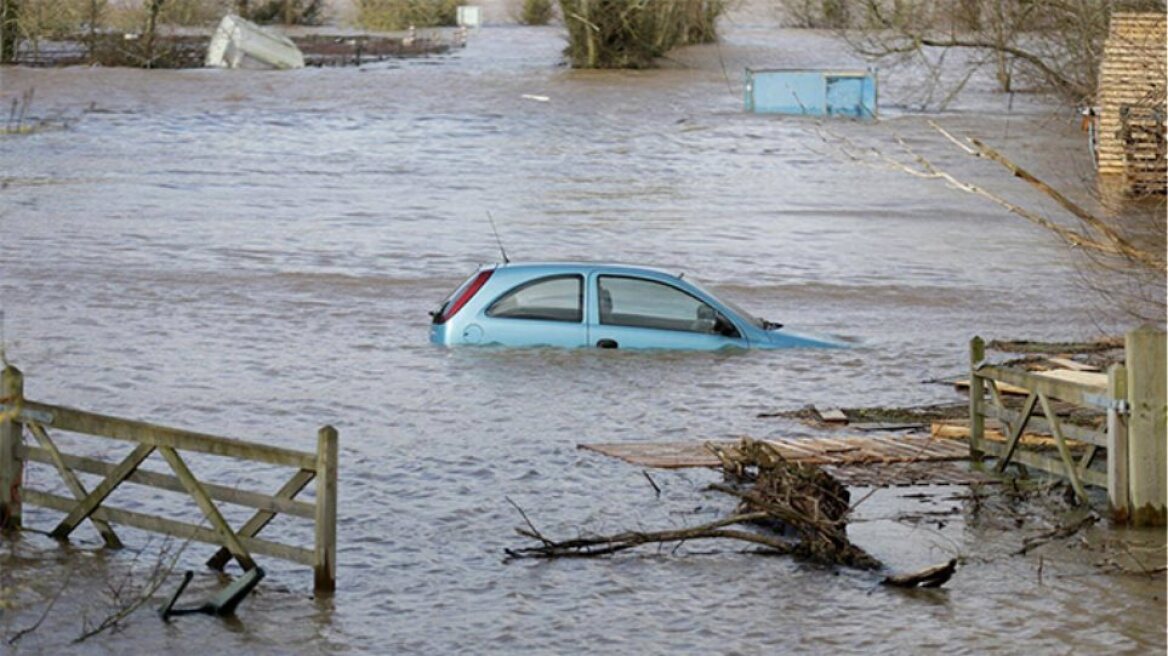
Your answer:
7,563 -> 76,646
74,535 -> 194,643
642,470 -> 661,497
505,496 -> 553,548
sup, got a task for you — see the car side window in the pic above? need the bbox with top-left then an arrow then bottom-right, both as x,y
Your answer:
598,276 -> 738,336
486,275 -> 583,322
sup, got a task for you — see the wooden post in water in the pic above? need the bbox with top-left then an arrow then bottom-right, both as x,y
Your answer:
1107,363 -> 1130,521
1126,325 -> 1166,526
969,337 -> 986,460
0,365 -> 24,530
314,425 -> 338,594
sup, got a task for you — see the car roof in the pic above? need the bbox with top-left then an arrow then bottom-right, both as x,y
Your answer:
486,261 -> 683,279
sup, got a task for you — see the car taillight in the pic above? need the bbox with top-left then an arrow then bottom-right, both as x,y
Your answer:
434,269 -> 493,325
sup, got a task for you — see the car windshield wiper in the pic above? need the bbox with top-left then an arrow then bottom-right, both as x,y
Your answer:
762,319 -> 784,331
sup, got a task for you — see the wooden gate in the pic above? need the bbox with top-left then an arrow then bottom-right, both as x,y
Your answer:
0,365 -> 338,593
968,326 -> 1166,526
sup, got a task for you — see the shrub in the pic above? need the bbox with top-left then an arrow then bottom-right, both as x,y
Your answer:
354,0 -> 459,31
517,0 -> 554,25
558,0 -> 727,69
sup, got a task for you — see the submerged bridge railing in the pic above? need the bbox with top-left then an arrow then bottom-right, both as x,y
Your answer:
968,326 -> 1165,526
0,365 -> 338,593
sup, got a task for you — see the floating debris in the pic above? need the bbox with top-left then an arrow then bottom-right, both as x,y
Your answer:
206,15 -> 305,70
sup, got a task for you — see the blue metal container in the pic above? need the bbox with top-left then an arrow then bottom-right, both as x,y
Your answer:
745,68 -> 878,119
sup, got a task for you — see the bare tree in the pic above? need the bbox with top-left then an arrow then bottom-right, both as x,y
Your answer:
820,0 -> 1167,105
817,121 -> 1166,322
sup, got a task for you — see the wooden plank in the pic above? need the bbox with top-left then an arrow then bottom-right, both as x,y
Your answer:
820,409 -> 848,424
582,436 -> 971,470
207,468 -> 315,570
956,378 -> 1029,396
1033,369 -> 1110,389
766,438 -> 819,458
977,365 -> 1109,408
985,406 -> 1107,446
50,443 -> 155,540
866,437 -> 934,459
20,445 -> 315,519
932,422 -> 1087,449
1039,392 -> 1089,503
996,393 -> 1038,474
20,400 -> 315,470
971,440 -> 1109,488
23,489 -> 313,565
26,423 -> 122,548
823,461 -> 996,487
1048,358 -> 1099,372
158,446 -> 256,571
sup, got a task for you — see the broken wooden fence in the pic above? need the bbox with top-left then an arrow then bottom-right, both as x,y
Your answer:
0,365 -> 338,593
969,326 -> 1166,525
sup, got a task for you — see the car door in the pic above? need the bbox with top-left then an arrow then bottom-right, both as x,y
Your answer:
588,274 -> 749,350
476,274 -> 589,347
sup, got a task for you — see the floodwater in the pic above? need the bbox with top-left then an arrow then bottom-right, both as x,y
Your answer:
1,7 -> 1165,655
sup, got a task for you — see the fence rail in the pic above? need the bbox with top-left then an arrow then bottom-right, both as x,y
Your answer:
969,326 -> 1166,526
0,365 -> 338,593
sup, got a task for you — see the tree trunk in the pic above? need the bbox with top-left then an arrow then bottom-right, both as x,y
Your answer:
145,0 -> 164,69
0,0 -> 19,64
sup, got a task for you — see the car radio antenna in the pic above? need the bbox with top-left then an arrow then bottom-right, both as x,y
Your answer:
486,210 -> 510,264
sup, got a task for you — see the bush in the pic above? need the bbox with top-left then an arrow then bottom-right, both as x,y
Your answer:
517,0 -> 554,25
558,0 -> 727,69
244,0 -> 326,25
354,0 -> 459,31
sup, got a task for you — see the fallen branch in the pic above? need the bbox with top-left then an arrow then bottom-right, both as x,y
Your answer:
504,511 -> 795,559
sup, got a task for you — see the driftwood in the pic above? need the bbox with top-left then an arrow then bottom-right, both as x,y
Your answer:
881,559 -> 958,588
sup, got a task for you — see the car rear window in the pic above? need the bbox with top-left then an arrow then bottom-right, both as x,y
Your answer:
486,275 -> 583,323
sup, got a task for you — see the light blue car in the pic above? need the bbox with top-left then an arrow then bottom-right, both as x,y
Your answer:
430,263 -> 841,350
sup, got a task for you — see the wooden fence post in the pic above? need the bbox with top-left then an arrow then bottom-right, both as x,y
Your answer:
1,365 -> 24,530
969,337 -> 986,460
1107,363 -> 1129,521
1126,325 -> 1166,526
314,425 -> 338,594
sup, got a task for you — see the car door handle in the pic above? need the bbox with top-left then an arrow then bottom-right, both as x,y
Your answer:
596,339 -> 618,349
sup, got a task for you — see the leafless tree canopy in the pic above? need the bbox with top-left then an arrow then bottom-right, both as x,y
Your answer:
781,1 -> 1166,104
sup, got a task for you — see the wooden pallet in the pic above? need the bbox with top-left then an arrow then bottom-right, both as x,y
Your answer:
579,436 -> 992,487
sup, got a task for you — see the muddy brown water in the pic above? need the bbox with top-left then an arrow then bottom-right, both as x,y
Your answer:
1,11 -> 1165,655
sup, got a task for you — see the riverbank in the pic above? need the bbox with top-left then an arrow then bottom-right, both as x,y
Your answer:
11,26 -> 456,68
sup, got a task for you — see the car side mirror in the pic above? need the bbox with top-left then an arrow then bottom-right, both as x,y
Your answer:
714,314 -> 739,338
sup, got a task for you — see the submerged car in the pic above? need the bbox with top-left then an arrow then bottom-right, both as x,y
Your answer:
430,262 -> 841,351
